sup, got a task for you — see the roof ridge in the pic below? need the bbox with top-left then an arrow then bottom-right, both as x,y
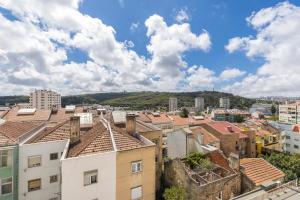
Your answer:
27,120 -> 69,143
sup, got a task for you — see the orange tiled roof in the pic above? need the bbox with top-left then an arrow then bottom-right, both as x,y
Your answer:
4,107 -> 51,122
146,113 -> 172,124
240,158 -> 285,186
208,121 -> 248,139
190,126 -> 219,145
169,115 -> 189,126
27,120 -> 71,143
67,122 -> 113,157
0,121 -> 42,146
136,120 -> 161,133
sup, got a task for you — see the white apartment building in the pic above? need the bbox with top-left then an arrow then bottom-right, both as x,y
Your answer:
169,97 -> 178,112
281,125 -> 300,154
279,102 -> 300,124
219,97 -> 230,109
30,90 -> 61,110
195,97 -> 204,112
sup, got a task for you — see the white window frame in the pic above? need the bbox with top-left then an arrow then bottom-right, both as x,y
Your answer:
0,150 -> 12,168
28,155 -> 41,168
131,161 -> 142,173
131,186 -> 142,200
1,177 -> 12,195
28,178 -> 41,192
83,170 -> 98,186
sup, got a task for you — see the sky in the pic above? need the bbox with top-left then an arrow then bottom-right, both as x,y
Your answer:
0,0 -> 300,97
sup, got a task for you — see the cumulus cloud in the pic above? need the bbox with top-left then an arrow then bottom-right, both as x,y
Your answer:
0,0 -> 214,95
186,65 -> 216,89
175,8 -> 189,23
224,2 -> 300,97
130,22 -> 139,31
219,68 -> 246,81
145,14 -> 211,79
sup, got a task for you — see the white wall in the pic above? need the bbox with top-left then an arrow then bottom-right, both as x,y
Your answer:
167,130 -> 186,159
61,151 -> 116,200
282,130 -> 300,154
19,140 -> 68,200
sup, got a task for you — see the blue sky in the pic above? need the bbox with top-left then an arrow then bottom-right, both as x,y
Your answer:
0,0 -> 300,96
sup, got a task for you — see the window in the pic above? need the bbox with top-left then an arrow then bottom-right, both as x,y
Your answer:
286,135 -> 291,139
0,150 -> 11,168
294,145 -> 299,149
84,170 -> 98,186
28,155 -> 41,168
286,143 -> 291,147
1,177 -> 12,195
28,179 -> 41,192
131,186 -> 142,200
50,153 -> 58,160
131,161 -> 142,173
50,175 -> 58,183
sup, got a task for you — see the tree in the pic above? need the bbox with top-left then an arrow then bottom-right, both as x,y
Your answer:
234,115 -> 245,123
271,104 -> 277,115
163,186 -> 185,200
180,108 -> 189,118
185,152 -> 213,170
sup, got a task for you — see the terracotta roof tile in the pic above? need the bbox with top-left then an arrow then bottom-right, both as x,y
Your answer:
190,126 -> 219,145
240,158 -> 285,186
208,121 -> 248,139
4,107 -> 51,122
0,121 -> 42,146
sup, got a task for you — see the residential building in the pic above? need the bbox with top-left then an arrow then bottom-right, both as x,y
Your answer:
249,103 -> 273,116
0,121 -> 44,200
169,97 -> 178,112
18,112 -> 156,200
211,109 -> 250,122
2,107 -> 51,123
281,124 -> 300,154
195,97 -> 205,112
279,102 -> 300,124
219,97 -> 230,109
239,158 -> 285,193
200,121 -> 256,158
30,90 -> 61,110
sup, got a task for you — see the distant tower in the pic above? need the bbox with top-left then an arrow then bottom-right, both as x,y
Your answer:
195,97 -> 204,112
169,97 -> 178,112
219,97 -> 230,109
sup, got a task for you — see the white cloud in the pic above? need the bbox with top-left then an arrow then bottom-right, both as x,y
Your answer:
219,68 -> 246,81
175,8 -> 189,23
145,14 -> 211,79
130,22 -> 139,31
0,0 -> 214,95
224,2 -> 300,97
186,65 -> 216,89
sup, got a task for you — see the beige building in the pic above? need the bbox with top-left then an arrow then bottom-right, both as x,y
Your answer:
30,89 -> 61,110
279,102 -> 300,124
220,97 -> 230,109
169,97 -> 178,112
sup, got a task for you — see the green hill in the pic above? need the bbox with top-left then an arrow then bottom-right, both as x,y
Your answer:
0,91 -> 255,110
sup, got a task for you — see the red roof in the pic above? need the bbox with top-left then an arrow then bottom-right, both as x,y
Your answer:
208,121 -> 248,139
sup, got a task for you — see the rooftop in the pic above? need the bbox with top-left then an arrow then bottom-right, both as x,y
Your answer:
190,126 -> 220,145
207,121 -> 248,139
3,107 -> 51,122
240,158 -> 285,186
0,121 -> 42,146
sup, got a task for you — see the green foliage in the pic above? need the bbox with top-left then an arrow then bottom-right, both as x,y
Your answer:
0,91 -> 256,110
163,186 -> 185,200
186,152 -> 213,170
234,115 -> 245,123
180,108 -> 189,118
266,153 -> 300,182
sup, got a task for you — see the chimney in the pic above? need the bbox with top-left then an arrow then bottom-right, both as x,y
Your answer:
227,126 -> 233,132
70,116 -> 80,145
126,113 -> 136,136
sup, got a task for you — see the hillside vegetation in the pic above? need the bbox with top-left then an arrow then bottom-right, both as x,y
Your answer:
0,91 -> 255,110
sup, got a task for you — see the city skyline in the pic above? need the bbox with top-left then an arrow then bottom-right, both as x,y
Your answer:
0,0 -> 300,97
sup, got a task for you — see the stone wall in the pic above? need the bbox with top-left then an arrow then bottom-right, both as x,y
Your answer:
164,159 -> 241,200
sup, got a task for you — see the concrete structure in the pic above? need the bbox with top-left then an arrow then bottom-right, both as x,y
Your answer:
30,90 -> 61,110
279,102 -> 300,124
169,97 -> 178,112
249,103 -> 273,116
195,97 -> 205,112
0,121 -> 44,200
200,121 -> 256,158
220,97 -> 230,109
164,153 -> 241,200
212,109 -> 250,122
